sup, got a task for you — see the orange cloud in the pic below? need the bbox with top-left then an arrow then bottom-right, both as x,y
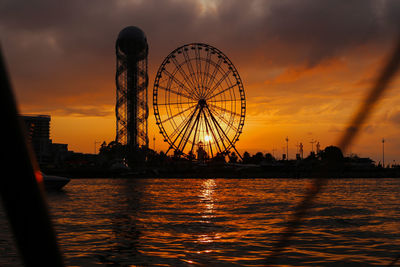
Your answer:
3,0 -> 400,163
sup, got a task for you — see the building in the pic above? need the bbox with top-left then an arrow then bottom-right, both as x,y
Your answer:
51,143 -> 70,167
20,114 -> 52,164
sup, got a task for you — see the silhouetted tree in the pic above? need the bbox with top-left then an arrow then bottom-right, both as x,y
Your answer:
127,146 -> 146,169
242,151 -> 251,164
211,152 -> 226,164
305,151 -> 317,161
99,141 -> 125,159
321,146 -> 344,162
264,153 -> 275,162
100,141 -> 107,152
228,152 -> 238,163
159,151 -> 166,159
320,146 -> 344,176
98,141 -> 127,168
252,152 -> 264,164
173,149 -> 183,159
187,150 -> 195,161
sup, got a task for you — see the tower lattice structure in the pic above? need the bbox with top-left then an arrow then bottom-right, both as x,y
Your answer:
115,26 -> 149,149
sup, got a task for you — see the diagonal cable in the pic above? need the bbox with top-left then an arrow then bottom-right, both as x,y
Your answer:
265,36 -> 400,265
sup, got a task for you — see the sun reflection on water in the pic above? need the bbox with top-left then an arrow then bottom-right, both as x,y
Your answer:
199,179 -> 216,217
196,179 -> 218,253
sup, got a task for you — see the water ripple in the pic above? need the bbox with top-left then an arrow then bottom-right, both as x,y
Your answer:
1,178 -> 399,266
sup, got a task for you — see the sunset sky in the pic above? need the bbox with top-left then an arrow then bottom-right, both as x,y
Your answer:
2,0 -> 400,163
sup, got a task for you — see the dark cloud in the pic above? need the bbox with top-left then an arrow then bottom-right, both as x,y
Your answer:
2,0 -> 398,58
1,0 -> 399,110
22,104 -> 113,117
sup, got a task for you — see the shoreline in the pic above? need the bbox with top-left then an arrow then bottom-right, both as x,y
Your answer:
43,168 -> 400,179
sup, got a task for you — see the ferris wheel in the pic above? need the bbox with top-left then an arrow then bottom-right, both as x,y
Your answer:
153,43 -> 245,159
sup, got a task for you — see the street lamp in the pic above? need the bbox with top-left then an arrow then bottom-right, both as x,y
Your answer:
382,138 -> 385,167
285,136 -> 289,160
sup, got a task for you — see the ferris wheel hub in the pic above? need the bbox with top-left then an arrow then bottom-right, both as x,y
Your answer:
198,98 -> 207,107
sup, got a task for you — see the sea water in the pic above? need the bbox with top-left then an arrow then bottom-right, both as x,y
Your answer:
1,178 -> 399,266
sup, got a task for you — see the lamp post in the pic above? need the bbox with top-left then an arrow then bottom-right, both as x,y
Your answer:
285,136 -> 289,160
382,138 -> 385,167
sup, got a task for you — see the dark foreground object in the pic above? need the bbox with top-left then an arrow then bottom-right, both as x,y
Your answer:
43,173 -> 70,190
0,48 -> 64,266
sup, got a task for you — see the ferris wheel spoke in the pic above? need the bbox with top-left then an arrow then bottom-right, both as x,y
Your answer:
205,57 -> 223,94
157,100 -> 198,106
201,49 -> 212,95
169,105 -> 199,141
161,103 -> 197,124
209,98 -> 241,103
202,109 -> 224,153
179,108 -> 202,153
208,106 -> 239,133
190,112 -> 202,153
170,57 -> 200,98
202,110 -> 215,157
205,106 -> 243,159
207,82 -> 237,100
174,106 -> 201,153
208,103 -> 241,118
182,49 -> 200,89
194,48 -> 203,95
158,85 -> 194,101
162,69 -> 196,100
204,70 -> 231,99
204,107 -> 229,153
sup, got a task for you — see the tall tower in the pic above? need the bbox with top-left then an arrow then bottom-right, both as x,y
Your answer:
299,142 -> 304,159
115,26 -> 149,150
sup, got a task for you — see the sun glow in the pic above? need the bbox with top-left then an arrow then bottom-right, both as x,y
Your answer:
204,135 -> 212,142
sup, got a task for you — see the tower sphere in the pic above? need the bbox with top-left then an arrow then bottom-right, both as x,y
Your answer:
117,26 -> 148,55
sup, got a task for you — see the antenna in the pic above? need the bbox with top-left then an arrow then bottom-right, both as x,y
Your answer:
316,141 -> 321,154
285,136 -> 289,160
382,138 -> 385,167
299,142 -> 304,159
